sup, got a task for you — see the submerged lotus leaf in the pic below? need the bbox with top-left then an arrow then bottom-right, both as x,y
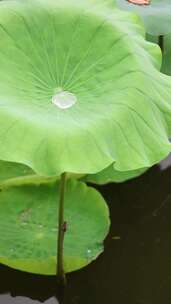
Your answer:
116,0 -> 171,35
0,179 -> 110,275
0,0 -> 171,176
84,165 -> 147,184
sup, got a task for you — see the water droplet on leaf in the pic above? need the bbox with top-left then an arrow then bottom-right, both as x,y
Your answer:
86,249 -> 92,260
52,89 -> 77,109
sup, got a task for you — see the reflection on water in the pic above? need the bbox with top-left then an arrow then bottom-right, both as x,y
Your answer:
1,154 -> 171,304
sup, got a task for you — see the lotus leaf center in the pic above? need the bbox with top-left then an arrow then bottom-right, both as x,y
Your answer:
52,89 -> 77,109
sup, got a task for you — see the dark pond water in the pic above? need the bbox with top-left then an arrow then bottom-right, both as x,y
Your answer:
1,155 -> 171,304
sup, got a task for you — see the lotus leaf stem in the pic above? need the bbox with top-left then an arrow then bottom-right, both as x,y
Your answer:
57,172 -> 67,286
158,35 -> 164,52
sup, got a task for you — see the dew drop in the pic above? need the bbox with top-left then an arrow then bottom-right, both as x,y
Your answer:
52,89 -> 77,109
86,249 -> 92,260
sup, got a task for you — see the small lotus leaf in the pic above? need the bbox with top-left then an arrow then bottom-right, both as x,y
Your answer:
0,179 -> 110,275
0,0 -> 171,176
116,0 -> 171,35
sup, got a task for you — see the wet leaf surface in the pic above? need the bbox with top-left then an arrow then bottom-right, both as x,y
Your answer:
0,0 -> 171,176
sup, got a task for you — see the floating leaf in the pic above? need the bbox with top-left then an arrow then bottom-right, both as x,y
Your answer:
0,0 -> 171,176
0,179 -> 110,275
116,0 -> 171,35
84,165 -> 147,184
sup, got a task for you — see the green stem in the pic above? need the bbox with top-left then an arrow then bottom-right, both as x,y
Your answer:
57,172 -> 67,286
158,35 -> 164,53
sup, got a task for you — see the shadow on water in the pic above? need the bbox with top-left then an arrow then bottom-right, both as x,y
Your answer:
1,155 -> 171,303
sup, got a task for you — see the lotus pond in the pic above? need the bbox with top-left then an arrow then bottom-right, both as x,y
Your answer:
1,0 -> 171,303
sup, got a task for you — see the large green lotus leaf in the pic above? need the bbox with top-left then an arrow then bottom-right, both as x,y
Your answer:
116,0 -> 171,36
0,179 -> 110,275
84,165 -> 147,184
0,0 -> 171,176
